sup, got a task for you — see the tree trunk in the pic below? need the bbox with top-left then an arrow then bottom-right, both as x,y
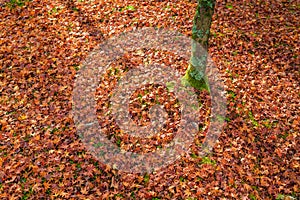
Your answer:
182,0 -> 216,91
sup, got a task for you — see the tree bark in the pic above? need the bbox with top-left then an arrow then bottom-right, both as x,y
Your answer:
182,0 -> 216,91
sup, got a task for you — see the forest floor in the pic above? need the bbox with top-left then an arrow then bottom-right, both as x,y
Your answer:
0,0 -> 299,199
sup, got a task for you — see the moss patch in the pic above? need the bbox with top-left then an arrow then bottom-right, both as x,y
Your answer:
181,66 -> 210,92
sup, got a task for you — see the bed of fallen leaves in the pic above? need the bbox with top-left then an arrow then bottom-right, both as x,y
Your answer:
0,0 -> 299,199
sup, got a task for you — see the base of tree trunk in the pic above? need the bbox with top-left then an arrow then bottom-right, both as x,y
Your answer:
181,66 -> 210,92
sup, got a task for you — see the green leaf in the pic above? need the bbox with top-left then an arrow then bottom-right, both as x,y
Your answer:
166,81 -> 175,92
125,5 -> 135,11
201,156 -> 216,165
249,193 -> 256,200
276,194 -> 285,200
226,4 -> 233,9
248,111 -> 259,127
144,173 -> 150,183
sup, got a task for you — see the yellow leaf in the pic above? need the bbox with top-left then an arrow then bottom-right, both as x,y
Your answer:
18,115 -> 27,120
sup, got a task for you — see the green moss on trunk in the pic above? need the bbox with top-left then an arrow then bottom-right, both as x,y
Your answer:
181,64 -> 210,92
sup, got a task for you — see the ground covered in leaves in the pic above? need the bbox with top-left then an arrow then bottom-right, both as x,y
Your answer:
0,0 -> 299,199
